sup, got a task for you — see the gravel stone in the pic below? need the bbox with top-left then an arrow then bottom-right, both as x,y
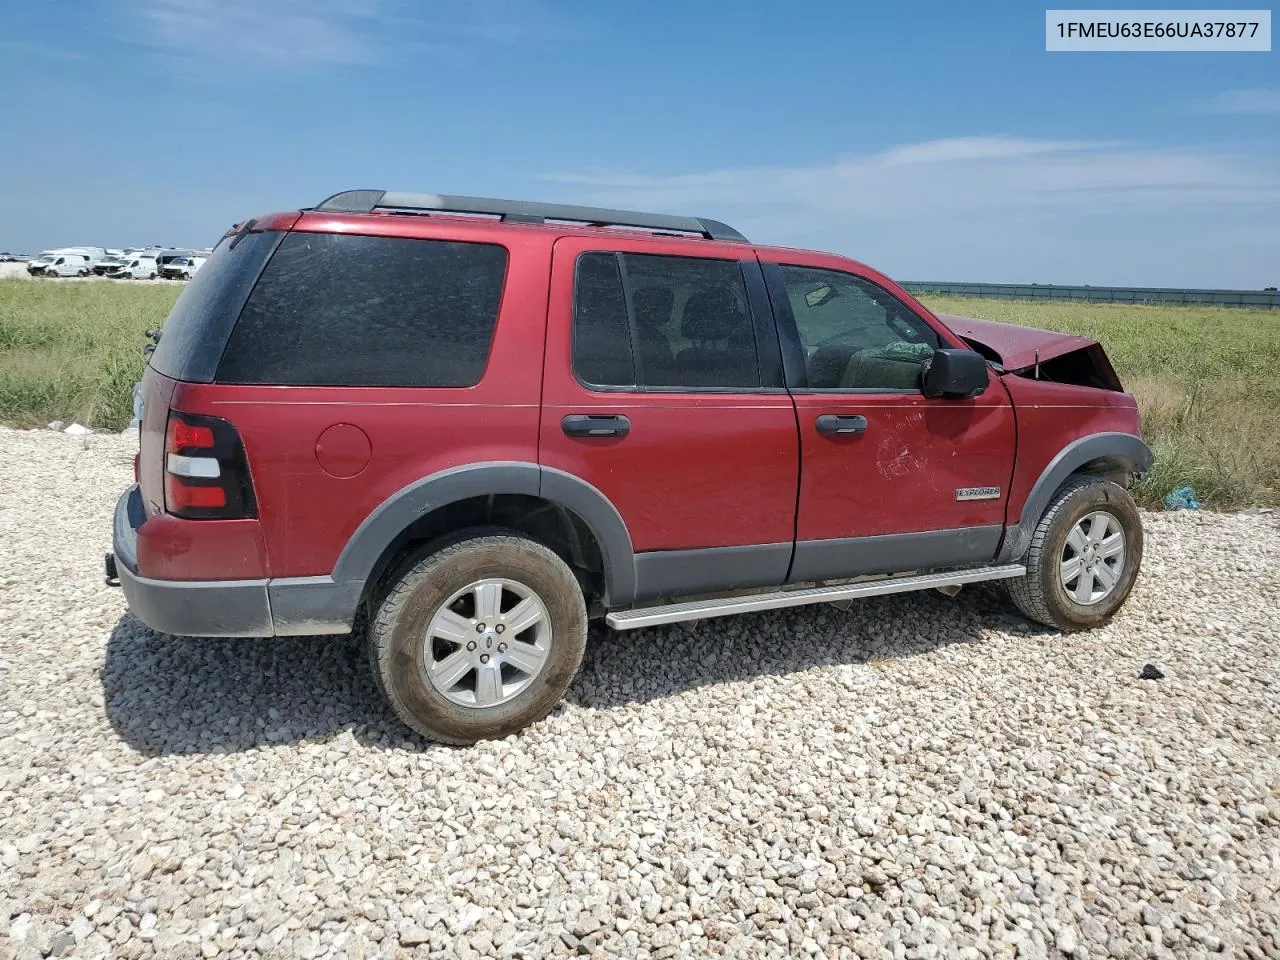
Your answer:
2,426 -> 1279,958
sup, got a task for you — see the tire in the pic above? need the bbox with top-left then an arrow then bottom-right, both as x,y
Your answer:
148,272 -> 156,280
369,532 -> 587,744
1007,476 -> 1143,631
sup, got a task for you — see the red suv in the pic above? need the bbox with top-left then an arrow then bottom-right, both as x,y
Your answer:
108,190 -> 1151,743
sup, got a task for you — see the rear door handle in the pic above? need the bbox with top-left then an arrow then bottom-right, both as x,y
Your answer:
562,414 -> 631,438
815,414 -> 868,436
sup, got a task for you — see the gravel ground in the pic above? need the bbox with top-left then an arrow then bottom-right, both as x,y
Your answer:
1,426 -> 1278,960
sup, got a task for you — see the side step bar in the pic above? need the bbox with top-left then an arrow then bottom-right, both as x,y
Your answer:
606,564 -> 1026,631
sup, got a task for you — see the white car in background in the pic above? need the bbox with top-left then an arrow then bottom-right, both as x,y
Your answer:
154,251 -> 188,276
158,255 -> 206,280
93,255 -> 130,276
29,253 -> 93,277
106,255 -> 159,280
26,254 -> 57,276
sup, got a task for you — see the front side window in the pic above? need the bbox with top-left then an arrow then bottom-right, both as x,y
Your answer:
218,233 -> 508,387
572,252 -> 759,390
777,265 -> 940,390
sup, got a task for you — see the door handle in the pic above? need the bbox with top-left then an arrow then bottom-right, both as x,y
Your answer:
815,414 -> 868,436
562,414 -> 631,438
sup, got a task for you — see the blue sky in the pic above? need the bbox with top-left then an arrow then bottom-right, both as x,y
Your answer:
0,0 -> 1276,286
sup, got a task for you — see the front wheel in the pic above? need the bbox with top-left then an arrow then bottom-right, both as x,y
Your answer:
1007,476 -> 1143,631
369,533 -> 587,743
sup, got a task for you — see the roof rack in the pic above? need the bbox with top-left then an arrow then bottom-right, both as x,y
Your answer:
311,190 -> 748,243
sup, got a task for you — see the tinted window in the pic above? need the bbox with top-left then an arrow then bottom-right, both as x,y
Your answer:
777,265 -> 940,390
150,230 -> 283,383
572,252 -> 759,390
573,253 -> 635,386
218,233 -> 508,387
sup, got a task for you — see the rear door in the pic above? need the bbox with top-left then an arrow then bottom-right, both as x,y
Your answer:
539,236 -> 799,603
761,256 -> 1017,581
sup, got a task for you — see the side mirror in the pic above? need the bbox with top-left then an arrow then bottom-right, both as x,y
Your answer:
922,348 -> 989,399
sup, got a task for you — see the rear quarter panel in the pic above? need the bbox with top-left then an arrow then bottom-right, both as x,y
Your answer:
168,223 -> 554,579
137,369 -> 271,580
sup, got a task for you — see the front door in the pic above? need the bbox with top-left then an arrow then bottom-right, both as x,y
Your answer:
760,257 -> 1017,582
539,236 -> 800,604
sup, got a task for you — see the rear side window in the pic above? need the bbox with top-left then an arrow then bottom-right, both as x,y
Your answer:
218,233 -> 507,387
573,253 -> 635,387
573,252 -> 759,390
149,230 -> 283,383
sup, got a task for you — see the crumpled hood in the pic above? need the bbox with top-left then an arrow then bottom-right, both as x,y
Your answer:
936,313 -> 1098,371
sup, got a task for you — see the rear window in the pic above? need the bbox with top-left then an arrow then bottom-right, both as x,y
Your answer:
217,233 -> 508,387
149,230 -> 283,383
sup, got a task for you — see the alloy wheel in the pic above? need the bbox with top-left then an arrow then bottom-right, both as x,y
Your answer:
421,578 -> 552,708
1060,511 -> 1126,604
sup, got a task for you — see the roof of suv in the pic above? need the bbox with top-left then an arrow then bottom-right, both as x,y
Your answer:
310,189 -> 749,242
232,189 -> 913,309
240,188 -> 885,274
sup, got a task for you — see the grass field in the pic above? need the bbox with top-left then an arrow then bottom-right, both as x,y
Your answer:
0,278 -> 1275,508
0,280 -> 179,431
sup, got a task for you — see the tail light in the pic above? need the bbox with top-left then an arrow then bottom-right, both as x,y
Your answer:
163,411 -> 257,519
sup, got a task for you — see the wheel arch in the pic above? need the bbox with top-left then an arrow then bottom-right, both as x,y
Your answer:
335,462 -> 637,613
997,432 -> 1152,563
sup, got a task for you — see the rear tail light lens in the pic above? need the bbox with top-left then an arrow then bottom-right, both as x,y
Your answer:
169,420 -> 215,450
163,411 -> 257,519
167,483 -> 228,511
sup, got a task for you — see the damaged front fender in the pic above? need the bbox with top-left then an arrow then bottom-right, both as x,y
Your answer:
938,314 -> 1124,391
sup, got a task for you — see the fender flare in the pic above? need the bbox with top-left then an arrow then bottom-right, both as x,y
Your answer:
997,432 -> 1153,563
540,465 -> 636,606
330,461 -> 636,605
270,463 -> 637,635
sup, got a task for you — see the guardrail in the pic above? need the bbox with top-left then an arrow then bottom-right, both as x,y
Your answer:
901,281 -> 1280,309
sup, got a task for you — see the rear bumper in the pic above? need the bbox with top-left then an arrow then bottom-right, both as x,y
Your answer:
110,486 -> 359,638
112,486 -> 274,637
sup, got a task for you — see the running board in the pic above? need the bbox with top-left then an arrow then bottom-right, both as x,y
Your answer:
606,564 -> 1026,630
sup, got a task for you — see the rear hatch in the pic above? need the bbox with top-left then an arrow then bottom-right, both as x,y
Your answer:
137,219 -> 296,516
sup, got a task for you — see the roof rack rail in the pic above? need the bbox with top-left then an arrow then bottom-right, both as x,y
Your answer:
311,189 -> 748,243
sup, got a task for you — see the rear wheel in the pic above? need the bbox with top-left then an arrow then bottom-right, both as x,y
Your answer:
1007,476 -> 1143,631
369,533 -> 587,743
